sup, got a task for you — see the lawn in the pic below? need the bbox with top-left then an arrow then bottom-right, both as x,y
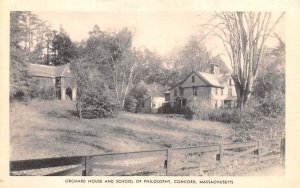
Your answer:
10,100 -> 233,161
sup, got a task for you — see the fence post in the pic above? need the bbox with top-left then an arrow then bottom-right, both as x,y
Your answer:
220,144 -> 223,163
165,147 -> 173,176
82,156 -> 92,176
216,144 -> 223,163
257,140 -> 261,163
198,147 -> 204,176
280,138 -> 285,166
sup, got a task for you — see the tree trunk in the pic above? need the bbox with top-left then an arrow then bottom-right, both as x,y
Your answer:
235,80 -> 253,111
77,95 -> 82,119
244,75 -> 254,104
121,63 -> 135,109
235,84 -> 244,111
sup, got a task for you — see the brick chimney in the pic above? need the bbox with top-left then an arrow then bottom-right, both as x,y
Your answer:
209,64 -> 219,74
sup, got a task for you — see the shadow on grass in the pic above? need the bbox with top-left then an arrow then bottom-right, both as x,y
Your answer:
32,127 -> 99,138
78,140 -> 113,153
42,110 -> 79,119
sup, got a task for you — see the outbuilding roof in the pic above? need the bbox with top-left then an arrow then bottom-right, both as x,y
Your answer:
28,63 -> 72,78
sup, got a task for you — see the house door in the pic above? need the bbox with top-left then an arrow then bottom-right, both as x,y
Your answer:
175,97 -> 187,114
66,87 -> 72,100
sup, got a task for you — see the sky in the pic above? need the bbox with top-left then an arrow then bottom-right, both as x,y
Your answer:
35,11 -> 207,56
34,11 -> 285,60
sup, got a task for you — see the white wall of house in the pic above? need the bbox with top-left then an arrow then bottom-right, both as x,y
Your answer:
138,97 -> 165,113
168,72 -> 237,108
151,97 -> 165,113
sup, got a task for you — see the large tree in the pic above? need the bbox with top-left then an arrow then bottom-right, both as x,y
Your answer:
10,12 -> 37,101
207,12 -> 285,109
166,37 -> 230,87
71,57 -> 117,119
81,26 -> 140,109
51,27 -> 78,66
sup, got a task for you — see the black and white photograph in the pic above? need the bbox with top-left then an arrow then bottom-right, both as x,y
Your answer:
2,0 -> 300,186
7,10 -> 287,177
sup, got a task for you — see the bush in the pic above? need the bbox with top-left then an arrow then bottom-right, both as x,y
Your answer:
124,95 -> 138,113
230,99 -> 285,142
183,106 -> 194,120
208,109 -> 242,124
259,97 -> 285,117
160,102 -> 174,114
77,78 -> 118,119
124,81 -> 149,113
186,98 -> 213,120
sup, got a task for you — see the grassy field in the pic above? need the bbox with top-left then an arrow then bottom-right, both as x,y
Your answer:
10,100 -> 233,161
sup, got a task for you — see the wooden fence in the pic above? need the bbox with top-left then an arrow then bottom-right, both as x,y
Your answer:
10,138 -> 285,176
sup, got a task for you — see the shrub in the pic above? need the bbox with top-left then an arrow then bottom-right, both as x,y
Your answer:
208,109 -> 242,124
124,81 -> 149,113
77,77 -> 118,119
230,99 -> 285,142
259,96 -> 285,117
183,106 -> 194,120
160,102 -> 174,114
124,95 -> 138,113
186,98 -> 213,120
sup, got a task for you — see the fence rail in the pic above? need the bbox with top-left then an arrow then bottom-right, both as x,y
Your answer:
10,138 -> 285,176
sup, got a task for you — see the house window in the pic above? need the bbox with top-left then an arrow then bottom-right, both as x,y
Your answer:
180,87 -> 184,96
192,75 -> 195,83
174,88 -> 177,97
215,100 -> 218,108
221,88 -> 224,95
229,78 -> 233,86
165,93 -> 170,101
193,87 -> 197,96
228,88 -> 232,96
215,88 -> 218,95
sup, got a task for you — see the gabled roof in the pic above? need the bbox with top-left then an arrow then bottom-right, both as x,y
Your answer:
197,72 -> 222,88
28,63 -> 72,78
168,71 -> 223,90
216,74 -> 230,85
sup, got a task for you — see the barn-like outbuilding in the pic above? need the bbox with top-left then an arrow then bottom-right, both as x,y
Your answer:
28,63 -> 77,101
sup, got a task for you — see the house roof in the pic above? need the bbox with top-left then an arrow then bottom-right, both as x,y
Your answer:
217,74 -> 231,86
28,63 -> 72,78
197,72 -> 222,88
168,71 -> 224,90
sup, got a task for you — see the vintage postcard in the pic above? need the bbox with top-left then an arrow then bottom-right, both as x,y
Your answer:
1,0 -> 300,187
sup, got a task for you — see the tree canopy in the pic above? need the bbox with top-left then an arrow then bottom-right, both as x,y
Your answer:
205,12 -> 285,109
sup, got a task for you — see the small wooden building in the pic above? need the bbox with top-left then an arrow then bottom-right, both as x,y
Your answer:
137,96 -> 165,113
28,63 -> 77,101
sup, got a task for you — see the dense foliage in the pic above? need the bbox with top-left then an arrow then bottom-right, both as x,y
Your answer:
50,28 -> 78,66
79,78 -> 118,119
10,12 -> 37,102
72,60 -> 118,119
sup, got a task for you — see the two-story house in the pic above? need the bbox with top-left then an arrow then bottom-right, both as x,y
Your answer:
164,64 -> 237,111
